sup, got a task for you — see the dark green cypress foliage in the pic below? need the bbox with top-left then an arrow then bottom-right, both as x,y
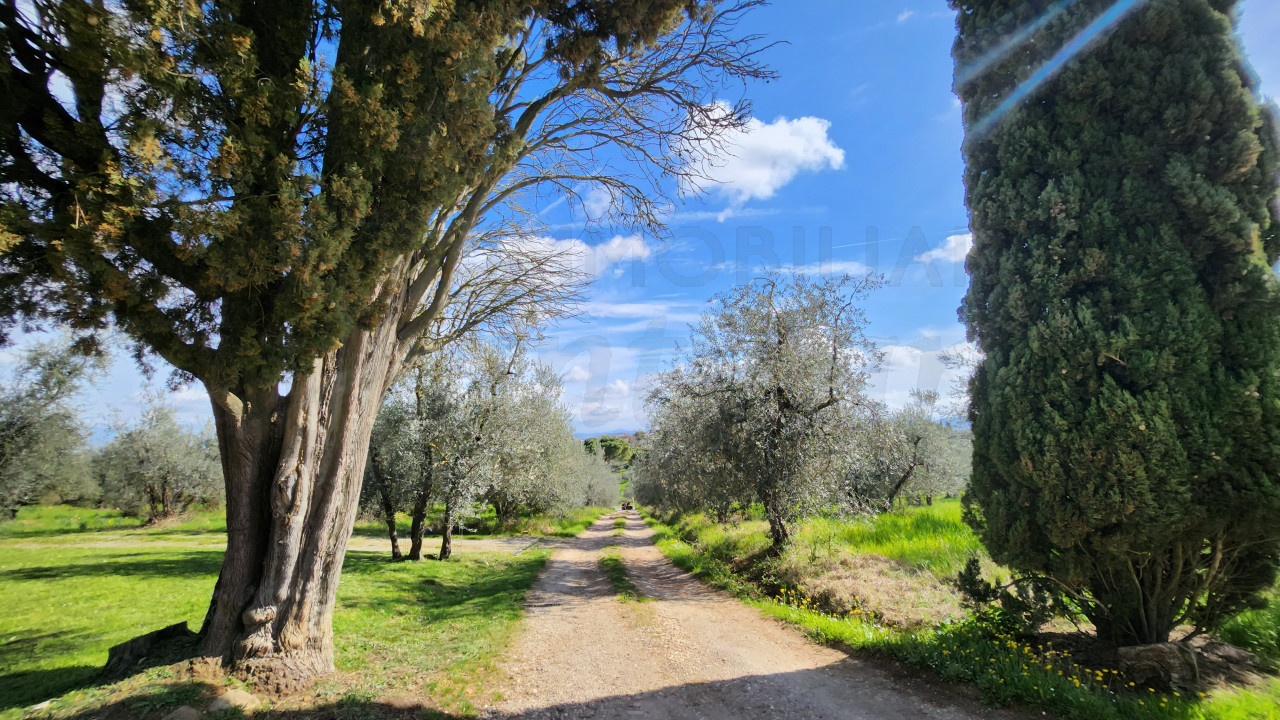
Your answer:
954,0 -> 1280,645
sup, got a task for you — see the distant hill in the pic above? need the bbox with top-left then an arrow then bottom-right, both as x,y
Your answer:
575,430 -> 646,443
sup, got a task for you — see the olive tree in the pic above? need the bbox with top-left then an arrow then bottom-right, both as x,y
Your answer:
482,348 -> 582,523
98,397 -> 222,522
647,273 -> 881,552
632,373 -> 750,520
360,395 -> 420,560
575,450 -> 623,508
0,0 -> 770,681
839,390 -> 954,514
0,339 -> 101,518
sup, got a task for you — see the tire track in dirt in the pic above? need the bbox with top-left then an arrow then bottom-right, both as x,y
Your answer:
488,511 -> 1036,719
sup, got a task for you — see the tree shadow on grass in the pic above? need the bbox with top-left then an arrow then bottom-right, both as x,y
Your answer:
336,553 -> 546,624
0,634 -> 202,712
43,659 -> 1052,720
0,550 -> 225,582
0,666 -> 106,712
0,525 -> 145,541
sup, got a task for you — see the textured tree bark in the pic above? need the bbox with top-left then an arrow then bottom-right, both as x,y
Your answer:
198,316 -> 406,691
407,446 -> 434,561
438,502 -> 456,560
407,491 -> 430,561
765,505 -> 790,555
379,485 -> 402,561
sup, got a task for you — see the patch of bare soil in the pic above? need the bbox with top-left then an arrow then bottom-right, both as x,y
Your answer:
487,512 -> 1038,719
796,553 -> 966,629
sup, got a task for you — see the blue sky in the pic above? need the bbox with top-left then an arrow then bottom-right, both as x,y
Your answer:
9,0 -> 1280,438
538,0 -> 1280,435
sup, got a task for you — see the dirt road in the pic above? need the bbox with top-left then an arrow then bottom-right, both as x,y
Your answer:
488,512 -> 1031,719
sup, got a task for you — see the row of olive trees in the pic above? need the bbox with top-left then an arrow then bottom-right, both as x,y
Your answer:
361,337 -> 617,561
628,272 -> 970,554
0,340 -> 222,522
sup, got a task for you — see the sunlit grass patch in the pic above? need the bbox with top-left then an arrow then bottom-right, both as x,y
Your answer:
0,541 -> 221,716
0,505 -> 144,538
328,549 -> 550,714
1219,588 -> 1280,666
0,522 -> 550,720
798,501 -> 981,578
0,506 -> 227,540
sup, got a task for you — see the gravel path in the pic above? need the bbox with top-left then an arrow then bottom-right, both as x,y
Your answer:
488,511 -> 1035,720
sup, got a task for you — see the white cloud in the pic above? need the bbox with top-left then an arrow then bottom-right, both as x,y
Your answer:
516,234 -> 651,279
897,9 -> 916,23
772,259 -> 873,277
582,186 -> 612,218
563,365 -> 592,383
695,103 -> 845,205
584,301 -> 699,322
866,328 -> 971,410
594,235 -> 650,267
914,232 -> 972,264
576,379 -> 635,427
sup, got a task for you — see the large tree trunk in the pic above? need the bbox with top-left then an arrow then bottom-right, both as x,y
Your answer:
198,318 -> 406,691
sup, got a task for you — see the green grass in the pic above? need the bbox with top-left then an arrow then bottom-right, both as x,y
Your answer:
796,500 -> 982,578
327,549 -> 549,713
0,506 -> 226,539
1220,588 -> 1280,665
650,500 -> 980,626
0,542 -> 222,714
597,547 -> 644,602
0,505 -> 145,537
642,508 -> 1280,720
0,508 -> 552,719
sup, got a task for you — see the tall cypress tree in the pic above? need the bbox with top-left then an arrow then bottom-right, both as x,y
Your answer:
954,0 -> 1280,646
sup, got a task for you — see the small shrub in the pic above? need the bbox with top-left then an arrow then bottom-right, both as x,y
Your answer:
954,556 -> 1071,638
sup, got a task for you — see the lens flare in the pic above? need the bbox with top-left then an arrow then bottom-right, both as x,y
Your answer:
968,0 -> 1151,140
955,0 -> 1082,89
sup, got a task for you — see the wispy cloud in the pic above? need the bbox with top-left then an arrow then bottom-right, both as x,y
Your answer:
515,234 -> 652,279
771,259 -> 874,277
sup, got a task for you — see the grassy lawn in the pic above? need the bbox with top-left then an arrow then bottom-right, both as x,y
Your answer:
643,505 -> 1280,720
797,500 -> 983,577
0,542 -> 221,713
0,506 -> 226,540
0,508 -> 552,720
